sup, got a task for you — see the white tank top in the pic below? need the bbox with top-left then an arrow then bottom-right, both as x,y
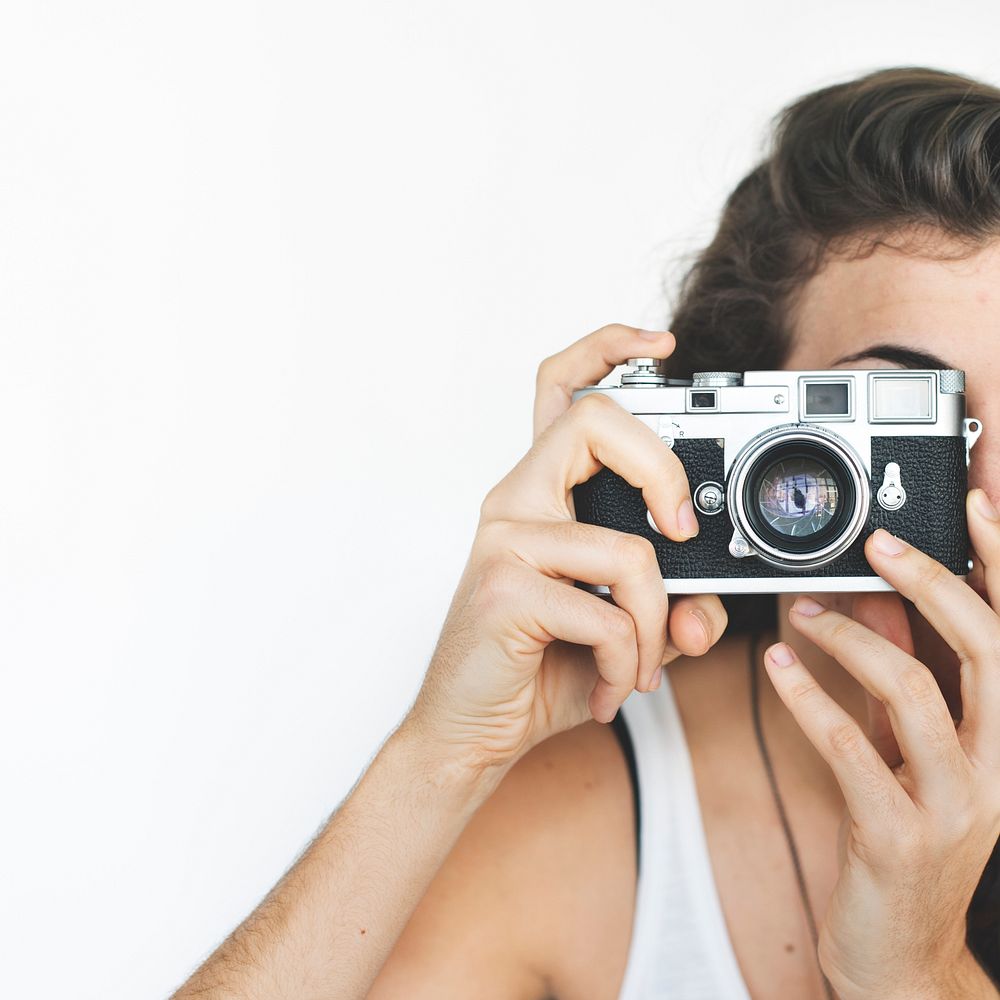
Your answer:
614,667 -> 754,1000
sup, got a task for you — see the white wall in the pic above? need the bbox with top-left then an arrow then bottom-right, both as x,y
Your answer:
1,3 -> 997,996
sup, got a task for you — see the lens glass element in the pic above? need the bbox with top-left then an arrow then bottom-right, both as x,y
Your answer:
756,456 -> 840,538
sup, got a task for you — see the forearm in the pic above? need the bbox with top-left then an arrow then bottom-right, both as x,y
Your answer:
880,948 -> 1000,1000
172,722 -> 508,1000
935,948 -> 999,1000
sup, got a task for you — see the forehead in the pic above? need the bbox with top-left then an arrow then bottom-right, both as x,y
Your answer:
783,230 -> 1000,371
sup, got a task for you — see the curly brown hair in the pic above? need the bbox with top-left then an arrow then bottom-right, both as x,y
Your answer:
662,64 -> 1000,986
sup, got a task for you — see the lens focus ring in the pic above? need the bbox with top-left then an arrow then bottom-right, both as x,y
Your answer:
725,424 -> 870,571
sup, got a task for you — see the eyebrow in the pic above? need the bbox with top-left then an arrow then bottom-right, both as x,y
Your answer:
830,343 -> 957,371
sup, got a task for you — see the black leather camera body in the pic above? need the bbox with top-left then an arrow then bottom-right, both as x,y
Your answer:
571,361 -> 982,594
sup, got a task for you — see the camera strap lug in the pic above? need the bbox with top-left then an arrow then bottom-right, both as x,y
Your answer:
963,417 -> 983,468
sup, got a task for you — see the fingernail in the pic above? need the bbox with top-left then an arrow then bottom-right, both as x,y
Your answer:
677,498 -> 700,538
790,595 -> 825,617
688,606 -> 711,647
871,528 -> 907,556
649,666 -> 663,690
638,329 -> 671,340
973,488 -> 1000,521
768,642 -> 796,668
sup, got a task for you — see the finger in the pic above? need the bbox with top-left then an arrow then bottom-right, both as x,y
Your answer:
533,323 -> 677,442
864,523 -> 1000,769
788,595 -> 968,809
640,596 -> 729,692
967,488 -> 1000,609
491,519 -> 667,692
664,594 -> 728,660
762,639 -> 912,827
489,562 -> 640,724
486,390 -> 698,542
850,591 -> 913,767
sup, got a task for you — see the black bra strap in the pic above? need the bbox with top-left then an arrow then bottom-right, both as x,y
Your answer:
610,708 -> 641,870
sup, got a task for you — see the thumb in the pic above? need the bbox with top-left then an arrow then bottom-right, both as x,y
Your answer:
849,591 -> 914,769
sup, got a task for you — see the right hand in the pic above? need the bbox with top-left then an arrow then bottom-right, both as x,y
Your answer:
405,323 -> 729,775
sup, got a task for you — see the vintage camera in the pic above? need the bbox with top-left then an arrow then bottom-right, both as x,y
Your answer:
570,361 -> 983,594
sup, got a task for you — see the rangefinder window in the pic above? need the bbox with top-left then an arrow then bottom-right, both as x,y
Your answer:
800,378 -> 853,421
870,373 -> 935,422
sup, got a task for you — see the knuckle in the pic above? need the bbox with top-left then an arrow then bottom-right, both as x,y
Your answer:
826,720 -> 866,759
786,677 -> 820,709
896,666 -> 939,707
473,517 -> 515,558
660,457 -> 690,496
921,719 -> 957,757
535,354 -> 557,386
876,822 -> 926,865
916,556 -> 951,593
596,321 -> 630,337
603,605 -> 636,641
571,389 -> 617,421
828,616 -> 860,644
479,483 -> 505,523
612,532 -> 658,575
824,616 -> 887,660
472,557 -> 523,612
944,797 -> 978,841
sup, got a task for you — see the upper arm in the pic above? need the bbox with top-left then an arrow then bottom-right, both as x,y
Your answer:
367,719 -> 637,1000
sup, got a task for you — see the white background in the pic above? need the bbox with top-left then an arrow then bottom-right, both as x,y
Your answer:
2,3 -> 998,997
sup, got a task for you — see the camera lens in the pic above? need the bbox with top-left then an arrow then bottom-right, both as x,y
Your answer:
741,441 -> 857,556
727,424 -> 870,570
756,456 -> 840,538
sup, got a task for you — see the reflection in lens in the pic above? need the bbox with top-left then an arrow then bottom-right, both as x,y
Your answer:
756,457 -> 840,538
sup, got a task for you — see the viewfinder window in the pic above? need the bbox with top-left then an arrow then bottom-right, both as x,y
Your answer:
871,374 -> 933,421
804,381 -> 851,417
691,391 -> 716,409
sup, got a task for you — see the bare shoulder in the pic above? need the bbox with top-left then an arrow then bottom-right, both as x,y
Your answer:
369,718 -> 637,1000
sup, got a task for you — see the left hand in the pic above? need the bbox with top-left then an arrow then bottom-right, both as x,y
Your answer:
763,488 -> 1000,1000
